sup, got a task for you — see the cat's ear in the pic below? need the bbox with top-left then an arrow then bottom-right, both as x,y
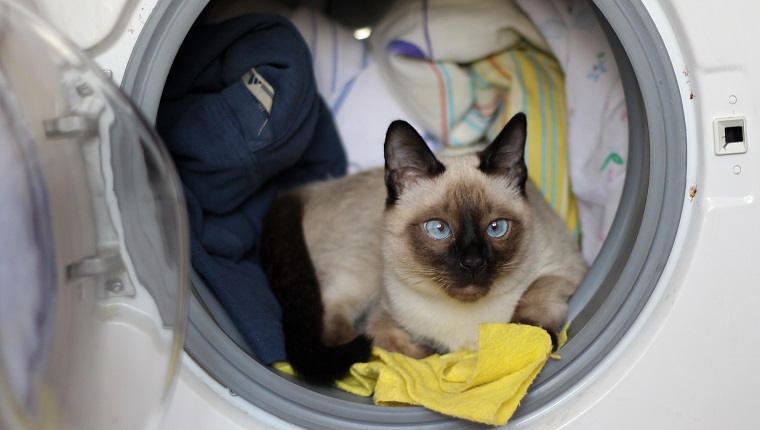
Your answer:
384,120 -> 445,204
478,113 -> 528,195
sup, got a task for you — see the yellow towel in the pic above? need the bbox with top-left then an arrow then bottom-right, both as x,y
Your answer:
274,323 -> 568,426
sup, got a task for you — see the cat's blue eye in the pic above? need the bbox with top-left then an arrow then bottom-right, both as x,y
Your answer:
424,219 -> 451,240
486,219 -> 509,238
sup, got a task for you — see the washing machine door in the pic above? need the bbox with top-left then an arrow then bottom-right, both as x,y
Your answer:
0,1 -> 190,430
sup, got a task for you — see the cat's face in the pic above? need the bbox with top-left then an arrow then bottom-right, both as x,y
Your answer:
383,114 -> 532,302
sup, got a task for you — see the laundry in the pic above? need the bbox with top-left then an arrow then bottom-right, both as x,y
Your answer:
156,13 -> 347,364
275,323 -> 567,426
290,0 -> 629,261
152,0 -> 622,371
368,0 -> 579,234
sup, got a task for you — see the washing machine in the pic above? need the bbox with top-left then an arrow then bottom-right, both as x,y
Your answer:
2,0 -> 759,429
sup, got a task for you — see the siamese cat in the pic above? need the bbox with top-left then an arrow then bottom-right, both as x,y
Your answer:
261,113 -> 587,384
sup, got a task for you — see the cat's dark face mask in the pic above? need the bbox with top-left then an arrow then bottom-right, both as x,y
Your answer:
401,184 -> 528,303
383,113 -> 531,303
442,204 -> 525,302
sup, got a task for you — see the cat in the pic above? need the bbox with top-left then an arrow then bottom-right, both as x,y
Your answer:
261,113 -> 587,384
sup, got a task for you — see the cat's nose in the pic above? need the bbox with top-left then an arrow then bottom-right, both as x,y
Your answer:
459,254 -> 486,273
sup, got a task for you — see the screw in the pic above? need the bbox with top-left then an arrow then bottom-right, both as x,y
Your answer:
76,83 -> 94,97
106,278 -> 124,293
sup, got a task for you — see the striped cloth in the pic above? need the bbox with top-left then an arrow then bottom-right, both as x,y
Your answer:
419,48 -> 577,233
473,45 -> 578,234
372,0 -> 579,233
388,49 -> 578,233
288,6 -> 426,173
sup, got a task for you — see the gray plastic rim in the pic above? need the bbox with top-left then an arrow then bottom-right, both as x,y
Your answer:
121,0 -> 687,428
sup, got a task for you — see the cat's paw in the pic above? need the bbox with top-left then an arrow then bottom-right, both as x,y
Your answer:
366,306 -> 435,359
544,327 -> 559,352
375,335 -> 435,359
511,275 -> 576,351
511,317 -> 559,352
323,314 -> 359,347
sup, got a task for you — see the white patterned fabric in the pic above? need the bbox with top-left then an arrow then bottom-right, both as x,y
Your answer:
516,0 -> 628,261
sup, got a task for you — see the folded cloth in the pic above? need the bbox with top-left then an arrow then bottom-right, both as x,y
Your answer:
157,13 -> 347,364
275,323 -> 567,426
370,0 -> 578,234
471,45 -> 578,233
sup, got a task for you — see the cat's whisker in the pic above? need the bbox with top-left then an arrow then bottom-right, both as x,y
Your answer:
402,268 -> 439,276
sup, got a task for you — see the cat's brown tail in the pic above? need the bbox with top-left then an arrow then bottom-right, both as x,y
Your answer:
261,191 -> 373,385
